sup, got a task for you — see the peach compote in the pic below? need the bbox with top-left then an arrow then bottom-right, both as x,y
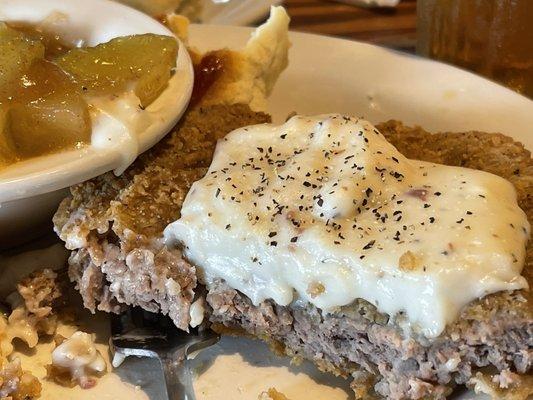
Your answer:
0,22 -> 178,169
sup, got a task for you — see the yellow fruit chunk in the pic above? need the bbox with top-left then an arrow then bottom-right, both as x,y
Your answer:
0,23 -> 45,103
56,34 -> 178,107
5,60 -> 91,158
7,23 -> 71,58
0,107 -> 17,167
0,27 -> 177,169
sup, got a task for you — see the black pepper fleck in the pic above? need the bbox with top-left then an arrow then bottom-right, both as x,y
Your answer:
363,240 -> 375,250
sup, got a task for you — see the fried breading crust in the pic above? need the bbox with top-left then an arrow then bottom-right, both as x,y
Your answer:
55,117 -> 532,397
54,104 -> 270,330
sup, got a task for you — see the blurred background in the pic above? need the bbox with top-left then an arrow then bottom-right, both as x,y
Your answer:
119,0 -> 531,97
285,0 -> 532,98
284,0 -> 416,52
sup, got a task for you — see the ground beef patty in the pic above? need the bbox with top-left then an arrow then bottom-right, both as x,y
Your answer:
207,281 -> 531,400
55,118 -> 532,398
205,121 -> 532,400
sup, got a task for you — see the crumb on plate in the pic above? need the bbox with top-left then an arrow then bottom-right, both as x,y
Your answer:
258,388 -> 290,400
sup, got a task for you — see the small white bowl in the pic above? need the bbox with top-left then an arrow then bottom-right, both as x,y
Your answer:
0,0 -> 194,247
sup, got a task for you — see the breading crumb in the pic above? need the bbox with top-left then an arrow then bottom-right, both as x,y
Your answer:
307,282 -> 325,298
258,388 -> 290,400
398,250 -> 420,271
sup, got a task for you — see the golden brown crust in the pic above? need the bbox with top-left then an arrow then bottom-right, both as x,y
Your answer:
54,104 -> 270,329
55,102 -> 271,248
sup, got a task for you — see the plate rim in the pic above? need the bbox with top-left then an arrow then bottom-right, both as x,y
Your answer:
189,23 -> 533,151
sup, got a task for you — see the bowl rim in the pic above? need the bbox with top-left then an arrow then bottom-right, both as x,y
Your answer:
0,0 -> 194,203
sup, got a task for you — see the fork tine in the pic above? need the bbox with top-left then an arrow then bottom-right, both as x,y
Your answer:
184,329 -> 220,357
110,307 -> 220,354
109,307 -> 220,400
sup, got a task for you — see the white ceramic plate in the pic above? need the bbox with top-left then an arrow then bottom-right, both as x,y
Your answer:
191,25 -> 533,149
4,24 -> 533,400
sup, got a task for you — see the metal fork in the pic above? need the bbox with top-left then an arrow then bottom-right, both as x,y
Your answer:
110,307 -> 220,400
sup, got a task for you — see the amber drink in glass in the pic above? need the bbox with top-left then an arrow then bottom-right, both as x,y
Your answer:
417,0 -> 533,98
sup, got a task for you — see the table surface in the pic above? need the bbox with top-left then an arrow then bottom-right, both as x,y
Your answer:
283,0 -> 417,51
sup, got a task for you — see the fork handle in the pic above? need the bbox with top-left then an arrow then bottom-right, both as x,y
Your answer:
160,355 -> 196,400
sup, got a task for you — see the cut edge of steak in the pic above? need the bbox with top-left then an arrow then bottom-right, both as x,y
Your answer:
67,235 -> 196,331
57,104 -> 273,331
205,280 -> 532,400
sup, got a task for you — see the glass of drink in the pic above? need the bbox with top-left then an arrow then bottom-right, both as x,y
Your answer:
417,0 -> 533,98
